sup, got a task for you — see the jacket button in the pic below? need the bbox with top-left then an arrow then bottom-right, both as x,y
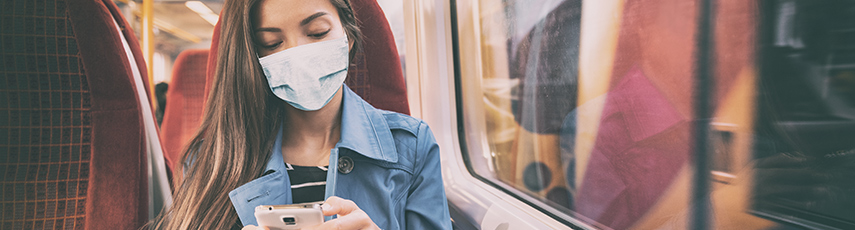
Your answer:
338,156 -> 354,174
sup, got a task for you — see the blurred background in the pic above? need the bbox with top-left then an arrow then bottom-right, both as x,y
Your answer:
112,0 -> 406,124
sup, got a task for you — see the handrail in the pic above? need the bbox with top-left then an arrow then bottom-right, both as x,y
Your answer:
143,0 -> 155,107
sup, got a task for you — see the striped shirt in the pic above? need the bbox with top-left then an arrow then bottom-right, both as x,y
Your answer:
285,163 -> 328,203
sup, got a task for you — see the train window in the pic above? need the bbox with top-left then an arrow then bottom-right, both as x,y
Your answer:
455,0 -> 855,229
456,0 -> 589,224
748,0 -> 855,229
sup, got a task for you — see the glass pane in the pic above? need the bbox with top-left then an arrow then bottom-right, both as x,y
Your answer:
458,0 -> 698,228
457,0 -> 855,229
459,0 -> 582,207
719,0 -> 855,229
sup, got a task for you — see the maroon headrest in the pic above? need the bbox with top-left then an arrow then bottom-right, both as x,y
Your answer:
161,49 -> 209,173
204,0 -> 409,114
1,0 -> 149,229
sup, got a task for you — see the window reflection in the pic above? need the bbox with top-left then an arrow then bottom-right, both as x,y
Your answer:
458,0 -> 855,229
753,0 -> 855,228
472,0 -> 583,214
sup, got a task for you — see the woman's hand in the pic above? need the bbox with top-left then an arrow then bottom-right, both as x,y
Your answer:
305,196 -> 380,230
241,225 -> 269,230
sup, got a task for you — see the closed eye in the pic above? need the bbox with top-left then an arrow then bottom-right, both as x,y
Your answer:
262,41 -> 282,49
308,30 -> 330,39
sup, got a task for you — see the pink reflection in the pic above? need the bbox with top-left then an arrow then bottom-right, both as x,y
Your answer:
576,67 -> 691,229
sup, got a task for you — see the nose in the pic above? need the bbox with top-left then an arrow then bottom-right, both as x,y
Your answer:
280,37 -> 314,51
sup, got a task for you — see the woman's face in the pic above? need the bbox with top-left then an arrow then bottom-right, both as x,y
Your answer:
252,0 -> 346,57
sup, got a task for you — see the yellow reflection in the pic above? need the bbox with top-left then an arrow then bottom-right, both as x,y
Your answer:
185,1 -> 219,26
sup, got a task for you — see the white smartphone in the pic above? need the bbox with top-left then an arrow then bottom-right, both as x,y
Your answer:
255,203 -> 324,230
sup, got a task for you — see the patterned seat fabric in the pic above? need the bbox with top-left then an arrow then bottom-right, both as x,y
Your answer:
343,0 -> 409,115
1,0 -> 149,229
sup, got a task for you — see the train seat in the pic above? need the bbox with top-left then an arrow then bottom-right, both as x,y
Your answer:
341,0 -> 410,115
0,0 -> 169,228
159,49 -> 209,178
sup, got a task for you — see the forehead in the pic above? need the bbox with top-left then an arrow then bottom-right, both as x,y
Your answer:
252,0 -> 339,27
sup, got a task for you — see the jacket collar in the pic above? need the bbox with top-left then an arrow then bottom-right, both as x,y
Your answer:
262,84 -> 398,175
337,85 -> 398,163
264,124 -> 286,172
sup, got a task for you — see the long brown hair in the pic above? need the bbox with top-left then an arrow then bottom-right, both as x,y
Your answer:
151,0 -> 360,229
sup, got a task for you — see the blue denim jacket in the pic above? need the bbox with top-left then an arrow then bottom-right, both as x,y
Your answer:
227,86 -> 451,230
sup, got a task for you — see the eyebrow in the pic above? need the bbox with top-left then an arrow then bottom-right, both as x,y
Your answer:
300,12 -> 328,26
255,27 -> 280,32
254,12 -> 329,32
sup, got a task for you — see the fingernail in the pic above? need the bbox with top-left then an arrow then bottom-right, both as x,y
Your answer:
321,203 -> 332,210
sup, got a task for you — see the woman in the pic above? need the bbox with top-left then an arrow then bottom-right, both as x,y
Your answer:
152,0 -> 451,229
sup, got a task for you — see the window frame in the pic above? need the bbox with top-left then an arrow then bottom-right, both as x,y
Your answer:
448,0 -> 601,228
449,0 -> 717,229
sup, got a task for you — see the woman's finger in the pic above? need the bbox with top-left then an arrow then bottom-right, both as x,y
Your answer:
305,209 -> 377,230
321,196 -> 360,216
241,225 -> 270,230
305,196 -> 380,230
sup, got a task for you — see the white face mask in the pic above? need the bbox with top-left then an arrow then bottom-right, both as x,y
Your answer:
259,36 -> 349,111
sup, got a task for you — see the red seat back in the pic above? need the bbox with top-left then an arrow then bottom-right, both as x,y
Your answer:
160,49 -> 209,175
0,0 -> 149,229
204,0 -> 409,114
